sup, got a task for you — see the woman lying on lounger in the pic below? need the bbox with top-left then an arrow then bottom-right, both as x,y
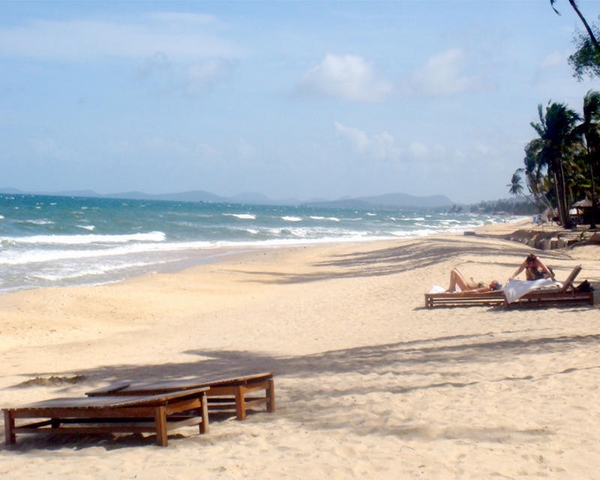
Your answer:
447,268 -> 502,293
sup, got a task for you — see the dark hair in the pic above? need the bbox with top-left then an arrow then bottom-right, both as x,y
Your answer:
526,254 -> 537,263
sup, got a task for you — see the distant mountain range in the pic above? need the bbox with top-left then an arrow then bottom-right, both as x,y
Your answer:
0,187 -> 456,210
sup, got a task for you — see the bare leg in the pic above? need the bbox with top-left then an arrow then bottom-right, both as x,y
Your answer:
448,269 -> 471,292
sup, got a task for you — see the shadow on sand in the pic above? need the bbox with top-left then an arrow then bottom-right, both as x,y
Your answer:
5,330 -> 600,450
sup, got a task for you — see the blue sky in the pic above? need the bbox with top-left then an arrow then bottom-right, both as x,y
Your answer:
1,0 -> 599,204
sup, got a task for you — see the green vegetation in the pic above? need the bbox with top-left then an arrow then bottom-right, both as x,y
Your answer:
551,0 -> 600,80
508,2 -> 600,229
468,199 -> 537,216
511,94 -> 600,228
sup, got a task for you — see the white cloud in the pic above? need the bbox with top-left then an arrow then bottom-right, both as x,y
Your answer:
411,48 -> 482,97
334,122 -> 401,159
539,50 -> 567,69
299,54 -> 393,102
408,142 -> 450,164
184,59 -> 233,94
475,143 -> 492,156
370,132 -> 399,160
409,142 -> 430,159
0,14 -> 241,62
334,122 -> 369,151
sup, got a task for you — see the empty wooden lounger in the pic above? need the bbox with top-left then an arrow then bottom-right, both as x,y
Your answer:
4,387 -> 209,447
87,372 -> 275,421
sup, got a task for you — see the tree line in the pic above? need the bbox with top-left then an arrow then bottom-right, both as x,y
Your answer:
509,1 -> 600,229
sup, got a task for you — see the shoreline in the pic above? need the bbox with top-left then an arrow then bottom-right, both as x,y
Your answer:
1,196 -> 525,295
0,227 -> 599,478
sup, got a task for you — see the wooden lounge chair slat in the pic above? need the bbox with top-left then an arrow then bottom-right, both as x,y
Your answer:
86,372 -> 275,421
424,290 -> 505,308
3,387 -> 209,447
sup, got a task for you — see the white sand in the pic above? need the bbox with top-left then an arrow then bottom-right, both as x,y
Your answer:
1,232 -> 599,479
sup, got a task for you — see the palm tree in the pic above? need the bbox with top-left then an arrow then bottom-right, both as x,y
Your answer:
528,102 -> 581,228
551,1 -> 600,79
507,169 -> 525,196
574,89 -> 600,227
507,167 -> 552,214
550,0 -> 600,51
522,141 -> 557,214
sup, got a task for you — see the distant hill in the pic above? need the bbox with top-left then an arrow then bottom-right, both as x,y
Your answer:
0,187 -> 455,209
305,193 -> 453,210
359,193 -> 453,208
0,188 -> 228,204
230,192 -> 301,205
105,190 -> 227,203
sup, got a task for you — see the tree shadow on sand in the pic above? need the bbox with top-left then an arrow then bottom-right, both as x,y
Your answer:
221,237 -> 573,285
5,331 -> 600,449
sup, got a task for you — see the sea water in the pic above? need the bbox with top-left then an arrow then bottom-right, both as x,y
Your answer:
0,193 -> 522,293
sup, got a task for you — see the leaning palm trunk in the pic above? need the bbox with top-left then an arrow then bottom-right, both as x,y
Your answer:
552,0 -> 600,51
554,162 -> 573,228
526,177 -> 554,214
527,101 -> 580,230
569,0 -> 600,51
591,163 -> 598,228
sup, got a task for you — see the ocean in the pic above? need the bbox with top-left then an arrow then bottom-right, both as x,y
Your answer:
0,193 -> 522,294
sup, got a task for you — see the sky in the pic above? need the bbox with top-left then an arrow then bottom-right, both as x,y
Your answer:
1,1 -> 600,204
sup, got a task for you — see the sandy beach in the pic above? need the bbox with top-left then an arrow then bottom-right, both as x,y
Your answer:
1,225 -> 599,479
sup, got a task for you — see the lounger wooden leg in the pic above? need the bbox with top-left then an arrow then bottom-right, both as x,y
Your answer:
154,406 -> 168,447
267,378 -> 275,413
235,386 -> 245,421
200,392 -> 209,435
4,411 -> 15,445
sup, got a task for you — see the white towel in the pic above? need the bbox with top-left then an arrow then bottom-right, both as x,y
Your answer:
428,285 -> 447,294
503,279 -> 562,304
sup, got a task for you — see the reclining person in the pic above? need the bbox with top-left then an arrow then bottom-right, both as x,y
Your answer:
448,268 -> 502,293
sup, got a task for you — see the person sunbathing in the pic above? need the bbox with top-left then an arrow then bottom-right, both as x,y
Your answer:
448,268 -> 502,293
510,254 -> 555,281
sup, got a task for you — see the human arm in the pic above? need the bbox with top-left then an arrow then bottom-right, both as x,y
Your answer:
535,258 -> 554,280
510,261 -> 526,280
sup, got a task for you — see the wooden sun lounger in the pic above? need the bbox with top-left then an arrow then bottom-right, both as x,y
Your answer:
505,288 -> 594,308
3,387 -> 209,447
425,266 -> 594,309
505,265 -> 594,309
87,372 -> 275,421
424,290 -> 505,308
